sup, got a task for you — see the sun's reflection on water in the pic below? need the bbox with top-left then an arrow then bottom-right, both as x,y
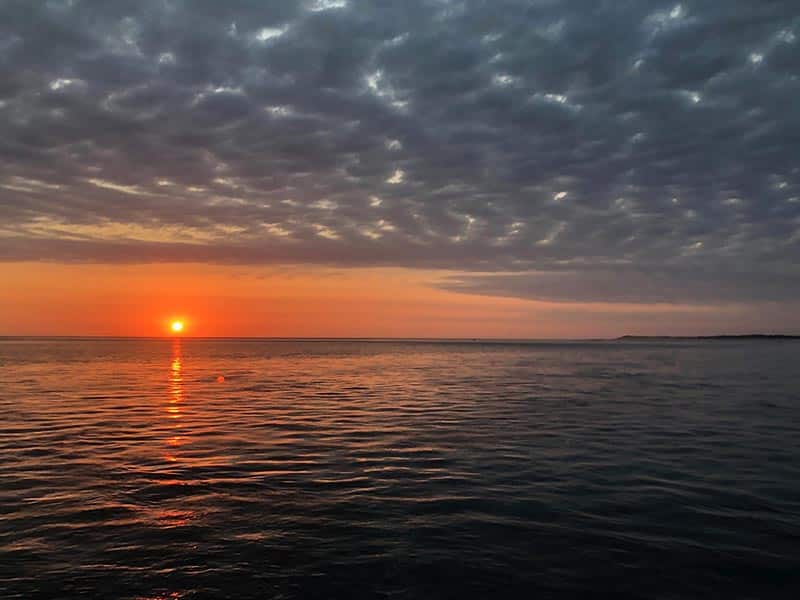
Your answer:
164,340 -> 185,463
168,340 -> 182,417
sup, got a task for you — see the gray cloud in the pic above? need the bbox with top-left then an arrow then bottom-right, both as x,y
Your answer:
437,265 -> 800,305
1,0 -> 799,304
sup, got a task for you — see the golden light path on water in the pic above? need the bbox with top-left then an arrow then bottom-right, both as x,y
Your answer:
165,340 -> 183,462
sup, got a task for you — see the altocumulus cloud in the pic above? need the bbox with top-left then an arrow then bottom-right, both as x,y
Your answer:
1,0 -> 799,304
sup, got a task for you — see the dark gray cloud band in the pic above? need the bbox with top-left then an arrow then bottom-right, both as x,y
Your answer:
1,0 -> 799,304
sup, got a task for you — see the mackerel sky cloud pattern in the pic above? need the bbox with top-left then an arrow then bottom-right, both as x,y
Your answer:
1,0 -> 798,304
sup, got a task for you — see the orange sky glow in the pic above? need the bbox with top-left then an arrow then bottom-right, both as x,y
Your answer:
0,261 -> 765,339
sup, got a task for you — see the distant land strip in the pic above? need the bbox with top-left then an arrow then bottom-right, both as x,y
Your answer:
616,335 -> 800,340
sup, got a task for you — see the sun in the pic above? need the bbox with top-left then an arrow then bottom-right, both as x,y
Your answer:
170,320 -> 185,334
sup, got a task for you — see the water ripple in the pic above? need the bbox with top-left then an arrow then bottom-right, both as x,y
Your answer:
1,339 -> 799,598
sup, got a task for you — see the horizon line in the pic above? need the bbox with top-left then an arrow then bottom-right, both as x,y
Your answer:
1,334 -> 799,342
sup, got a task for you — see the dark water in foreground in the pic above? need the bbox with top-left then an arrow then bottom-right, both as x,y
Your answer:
1,338 -> 799,599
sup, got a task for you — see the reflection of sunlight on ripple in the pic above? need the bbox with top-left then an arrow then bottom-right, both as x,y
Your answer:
169,343 -> 182,408
153,509 -> 195,528
165,340 -> 186,461
135,591 -> 184,600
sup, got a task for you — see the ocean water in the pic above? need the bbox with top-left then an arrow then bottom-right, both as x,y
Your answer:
1,338 -> 799,599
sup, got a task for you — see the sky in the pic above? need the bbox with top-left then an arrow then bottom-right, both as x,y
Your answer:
1,0 -> 798,337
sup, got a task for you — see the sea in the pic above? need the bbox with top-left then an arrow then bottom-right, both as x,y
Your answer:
1,337 -> 799,599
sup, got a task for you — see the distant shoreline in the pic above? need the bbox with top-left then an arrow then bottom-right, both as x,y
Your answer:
616,334 -> 800,340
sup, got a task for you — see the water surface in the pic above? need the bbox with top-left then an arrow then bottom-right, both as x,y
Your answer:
1,338 -> 799,598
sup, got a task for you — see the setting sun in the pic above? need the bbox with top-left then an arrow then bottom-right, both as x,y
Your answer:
170,320 -> 185,334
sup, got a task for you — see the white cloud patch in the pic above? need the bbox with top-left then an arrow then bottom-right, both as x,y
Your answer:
386,169 -> 405,184
308,0 -> 347,13
253,26 -> 288,42
86,179 -> 148,196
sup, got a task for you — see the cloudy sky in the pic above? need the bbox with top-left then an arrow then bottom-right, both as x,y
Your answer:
1,0 -> 798,336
